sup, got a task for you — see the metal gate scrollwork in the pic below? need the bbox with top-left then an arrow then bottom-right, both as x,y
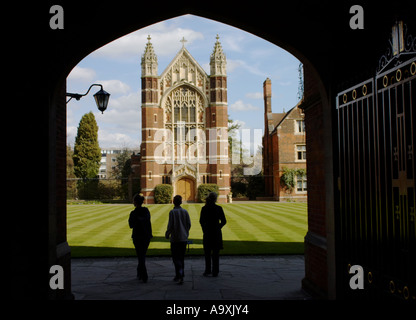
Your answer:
336,21 -> 415,300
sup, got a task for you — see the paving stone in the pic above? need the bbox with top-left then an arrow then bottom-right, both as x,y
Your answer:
71,255 -> 311,300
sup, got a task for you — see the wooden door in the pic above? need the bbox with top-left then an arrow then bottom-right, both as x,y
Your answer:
176,178 -> 195,202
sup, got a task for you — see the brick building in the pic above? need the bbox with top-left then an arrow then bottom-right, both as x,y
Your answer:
139,35 -> 231,203
262,78 -> 307,201
99,148 -> 139,179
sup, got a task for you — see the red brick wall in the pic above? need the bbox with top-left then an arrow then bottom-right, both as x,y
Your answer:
304,241 -> 328,294
277,107 -> 307,200
210,76 -> 227,103
49,80 -> 72,299
263,79 -> 273,196
302,63 -> 328,296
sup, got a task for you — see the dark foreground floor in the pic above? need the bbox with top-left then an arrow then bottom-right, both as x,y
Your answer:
71,255 -> 311,300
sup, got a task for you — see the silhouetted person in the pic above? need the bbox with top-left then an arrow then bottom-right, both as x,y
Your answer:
129,194 -> 153,282
165,195 -> 191,284
200,192 -> 227,277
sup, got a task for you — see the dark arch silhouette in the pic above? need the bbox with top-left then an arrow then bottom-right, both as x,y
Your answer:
13,1 -> 415,300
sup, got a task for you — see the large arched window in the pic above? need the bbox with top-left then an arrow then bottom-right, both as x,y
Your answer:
163,85 -> 205,162
171,86 -> 198,123
165,85 -> 204,143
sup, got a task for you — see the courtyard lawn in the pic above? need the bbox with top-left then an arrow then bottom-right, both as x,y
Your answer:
67,202 -> 307,257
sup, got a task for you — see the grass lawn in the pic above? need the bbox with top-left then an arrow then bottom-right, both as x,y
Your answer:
67,202 -> 307,257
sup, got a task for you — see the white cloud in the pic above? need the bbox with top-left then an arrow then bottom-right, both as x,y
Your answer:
68,66 -> 96,82
151,27 -> 204,56
91,91 -> 141,148
245,92 -> 263,99
92,32 -> 147,59
95,92 -> 141,128
231,119 -> 248,130
227,59 -> 266,77
96,129 -> 139,149
226,59 -> 241,73
96,79 -> 131,95
221,34 -> 245,52
91,23 -> 204,60
229,100 -> 259,111
105,91 -> 140,111
66,126 -> 77,147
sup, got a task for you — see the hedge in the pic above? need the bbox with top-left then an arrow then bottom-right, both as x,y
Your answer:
197,184 -> 219,203
154,184 -> 173,204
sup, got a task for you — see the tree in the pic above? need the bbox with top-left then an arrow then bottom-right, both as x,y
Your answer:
112,148 -> 132,200
73,112 -> 101,179
227,116 -> 241,155
66,144 -> 77,199
112,148 -> 132,179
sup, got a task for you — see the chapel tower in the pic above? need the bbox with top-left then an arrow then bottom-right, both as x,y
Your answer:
208,35 -> 230,199
139,35 -> 230,203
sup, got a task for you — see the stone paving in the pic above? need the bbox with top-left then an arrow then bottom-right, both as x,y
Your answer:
71,255 -> 311,300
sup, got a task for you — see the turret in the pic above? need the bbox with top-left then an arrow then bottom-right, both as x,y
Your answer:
210,34 -> 226,76
141,35 -> 158,77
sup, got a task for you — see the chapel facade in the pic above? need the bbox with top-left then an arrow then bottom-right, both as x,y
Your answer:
139,35 -> 231,203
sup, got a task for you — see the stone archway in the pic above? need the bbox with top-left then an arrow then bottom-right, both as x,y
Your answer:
39,1 -> 415,301
175,177 -> 195,202
45,8 -> 333,300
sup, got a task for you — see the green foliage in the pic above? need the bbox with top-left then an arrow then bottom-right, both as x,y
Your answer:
130,178 -> 141,200
77,179 -> 99,199
246,172 -> 265,200
230,181 -> 247,198
197,184 -> 219,203
280,167 -> 307,192
112,149 -> 133,200
97,179 -> 122,200
112,149 -> 132,179
67,145 -> 77,199
154,184 -> 173,204
73,112 -> 101,180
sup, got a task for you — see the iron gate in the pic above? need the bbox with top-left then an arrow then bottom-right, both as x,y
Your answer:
336,22 -> 415,300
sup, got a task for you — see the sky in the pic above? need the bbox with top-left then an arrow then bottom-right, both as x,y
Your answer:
66,14 -> 301,151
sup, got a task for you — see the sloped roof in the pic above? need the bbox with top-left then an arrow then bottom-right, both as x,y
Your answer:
270,99 -> 304,134
159,46 -> 208,80
271,113 -> 286,127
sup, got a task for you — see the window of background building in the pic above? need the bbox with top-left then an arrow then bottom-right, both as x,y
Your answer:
296,120 -> 305,133
296,145 -> 306,161
296,175 -> 307,192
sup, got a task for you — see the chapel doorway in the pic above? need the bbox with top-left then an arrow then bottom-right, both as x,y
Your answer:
175,177 -> 195,202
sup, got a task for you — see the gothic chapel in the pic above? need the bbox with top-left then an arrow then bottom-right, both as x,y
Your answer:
140,35 -> 231,203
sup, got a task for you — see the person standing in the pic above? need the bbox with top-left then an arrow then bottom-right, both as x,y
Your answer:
165,195 -> 191,284
129,194 -> 153,283
199,192 -> 227,277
